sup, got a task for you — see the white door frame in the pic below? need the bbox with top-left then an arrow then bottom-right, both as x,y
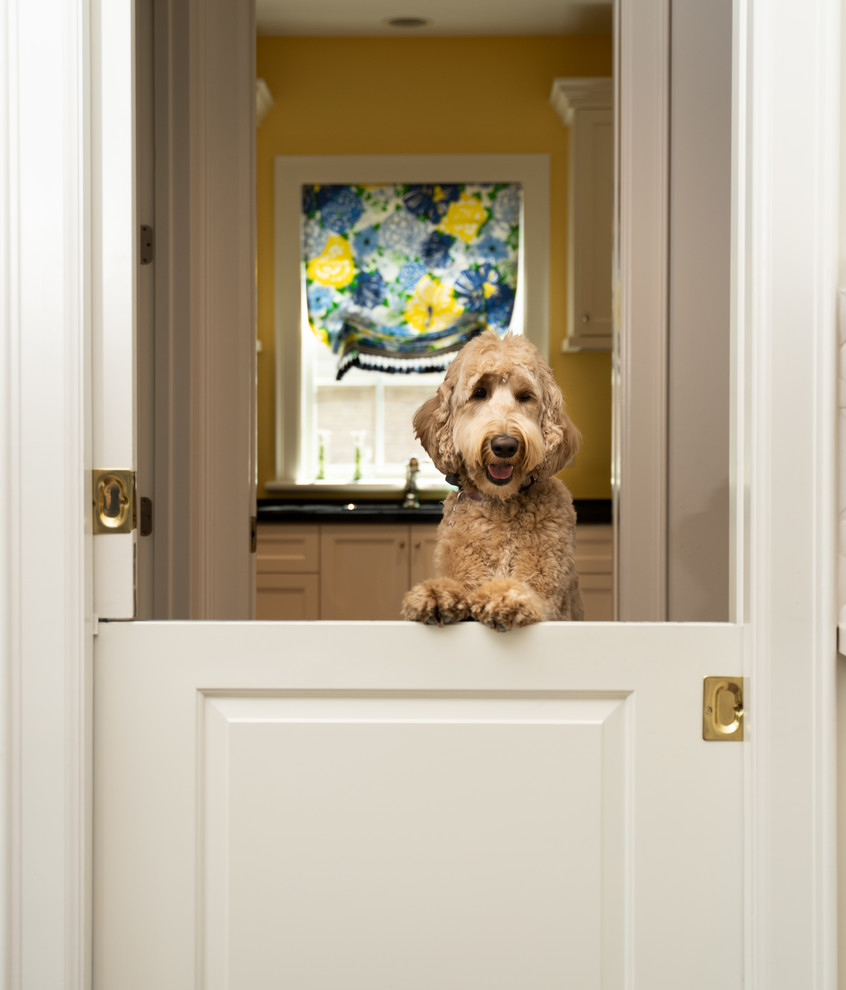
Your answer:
0,0 -> 839,988
2,1 -> 93,985
614,0 -> 670,622
734,0 -> 839,980
147,0 -> 257,620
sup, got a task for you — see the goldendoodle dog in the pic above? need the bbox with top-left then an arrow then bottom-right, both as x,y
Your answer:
402,331 -> 584,630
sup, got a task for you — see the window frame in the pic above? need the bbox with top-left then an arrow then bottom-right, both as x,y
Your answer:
271,154 -> 551,488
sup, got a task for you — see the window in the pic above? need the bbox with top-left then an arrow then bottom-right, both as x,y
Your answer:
271,155 -> 550,491
307,342 -> 445,484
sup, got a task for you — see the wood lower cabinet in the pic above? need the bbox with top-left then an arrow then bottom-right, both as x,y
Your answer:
410,525 -> 438,587
256,522 -> 437,621
256,573 -> 320,621
575,524 -> 614,621
255,524 -> 321,620
320,526 -> 409,621
257,521 -> 612,621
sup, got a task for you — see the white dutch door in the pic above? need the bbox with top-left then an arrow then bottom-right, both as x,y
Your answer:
95,622 -> 743,990
90,0 -> 837,988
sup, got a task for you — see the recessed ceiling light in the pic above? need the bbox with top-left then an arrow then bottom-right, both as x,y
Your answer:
384,16 -> 430,28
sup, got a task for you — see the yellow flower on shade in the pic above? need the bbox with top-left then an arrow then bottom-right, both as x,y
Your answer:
306,233 -> 355,288
404,276 -> 464,333
438,193 -> 489,243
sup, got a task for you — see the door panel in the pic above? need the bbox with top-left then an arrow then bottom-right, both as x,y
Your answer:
206,693 -> 624,987
94,620 -> 743,989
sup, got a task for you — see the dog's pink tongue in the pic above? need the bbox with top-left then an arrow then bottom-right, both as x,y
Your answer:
488,464 -> 514,481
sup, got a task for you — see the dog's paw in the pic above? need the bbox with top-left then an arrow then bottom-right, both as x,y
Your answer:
402,578 -> 469,626
468,580 -> 548,632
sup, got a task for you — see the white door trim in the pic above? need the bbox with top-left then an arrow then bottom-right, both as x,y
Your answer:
2,0 -> 92,985
734,0 -> 839,982
1,1 -> 839,988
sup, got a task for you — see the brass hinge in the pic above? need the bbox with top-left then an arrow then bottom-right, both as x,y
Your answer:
93,469 -> 135,534
703,676 -> 744,741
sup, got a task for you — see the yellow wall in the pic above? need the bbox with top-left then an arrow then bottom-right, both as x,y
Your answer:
256,35 -> 613,499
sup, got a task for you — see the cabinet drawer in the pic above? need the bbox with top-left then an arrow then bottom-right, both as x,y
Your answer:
579,573 -> 614,622
256,524 -> 319,573
256,574 -> 319,621
575,524 -> 613,575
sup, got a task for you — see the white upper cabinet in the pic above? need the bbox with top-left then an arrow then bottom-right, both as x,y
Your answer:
551,78 -> 613,352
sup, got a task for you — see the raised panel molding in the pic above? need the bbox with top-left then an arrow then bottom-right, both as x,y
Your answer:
202,691 -> 629,987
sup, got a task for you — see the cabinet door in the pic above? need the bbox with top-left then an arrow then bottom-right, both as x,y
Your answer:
568,108 -> 613,350
320,525 -> 410,620
256,574 -> 320,621
410,523 -> 439,586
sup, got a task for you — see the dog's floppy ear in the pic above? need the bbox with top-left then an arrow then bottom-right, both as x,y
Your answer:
412,377 -> 462,478
534,361 -> 581,479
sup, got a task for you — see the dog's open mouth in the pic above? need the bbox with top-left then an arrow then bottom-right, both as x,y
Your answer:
486,463 -> 514,485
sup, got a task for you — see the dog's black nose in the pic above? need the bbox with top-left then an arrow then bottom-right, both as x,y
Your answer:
491,434 -> 519,458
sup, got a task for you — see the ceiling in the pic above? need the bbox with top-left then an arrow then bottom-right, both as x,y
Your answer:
256,0 -> 612,38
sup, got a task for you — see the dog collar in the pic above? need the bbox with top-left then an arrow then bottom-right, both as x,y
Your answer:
445,475 -> 535,498
445,475 -> 535,524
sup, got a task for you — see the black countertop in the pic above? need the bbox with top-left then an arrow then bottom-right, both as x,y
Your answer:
257,497 -> 612,525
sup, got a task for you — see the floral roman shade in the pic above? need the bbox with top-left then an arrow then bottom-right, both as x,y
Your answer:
301,182 -> 522,379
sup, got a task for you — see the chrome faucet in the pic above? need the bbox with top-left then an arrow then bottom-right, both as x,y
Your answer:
403,457 -> 420,509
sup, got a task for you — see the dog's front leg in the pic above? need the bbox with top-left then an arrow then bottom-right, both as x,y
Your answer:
467,578 -> 552,632
402,577 -> 471,626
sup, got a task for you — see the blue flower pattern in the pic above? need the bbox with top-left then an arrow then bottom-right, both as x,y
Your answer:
403,185 -> 461,222
421,231 -> 455,269
352,270 -> 385,308
301,182 -> 521,374
315,186 -> 364,234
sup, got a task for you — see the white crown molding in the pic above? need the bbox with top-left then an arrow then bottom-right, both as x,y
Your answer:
550,77 -> 613,125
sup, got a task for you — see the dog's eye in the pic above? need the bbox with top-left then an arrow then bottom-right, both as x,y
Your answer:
516,392 -> 534,403
472,386 -> 487,399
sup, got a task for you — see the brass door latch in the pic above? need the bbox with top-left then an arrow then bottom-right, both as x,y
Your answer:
93,470 -> 134,534
703,676 -> 744,741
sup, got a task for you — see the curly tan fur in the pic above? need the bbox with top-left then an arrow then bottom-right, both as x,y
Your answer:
402,331 -> 584,630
